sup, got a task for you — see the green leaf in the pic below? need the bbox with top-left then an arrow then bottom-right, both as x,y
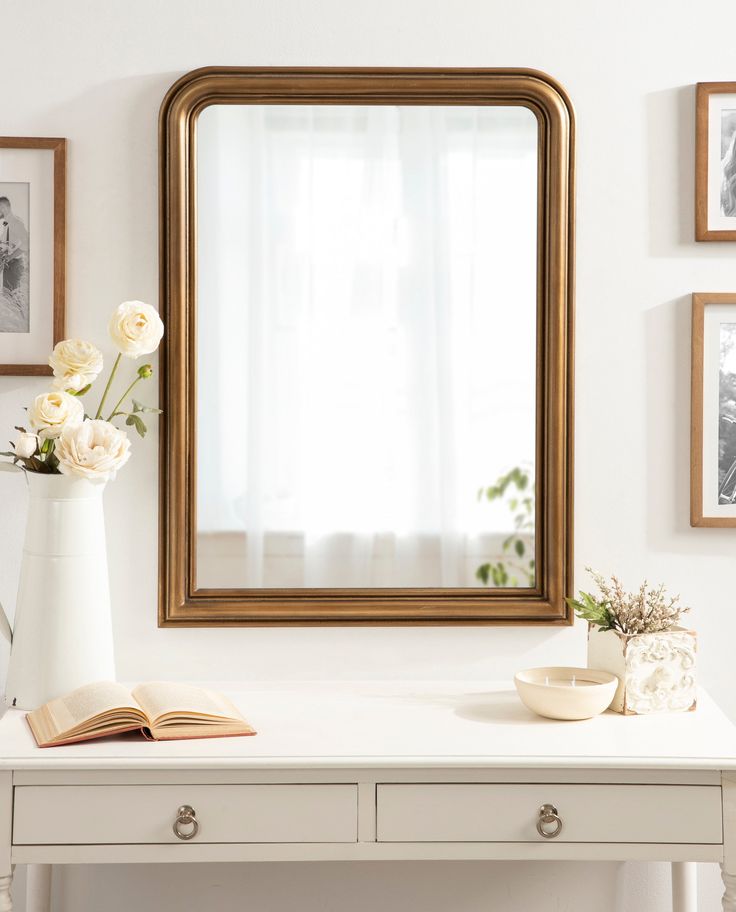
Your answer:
27,455 -> 52,473
475,564 -> 490,585
125,413 -> 148,438
491,563 -> 509,587
69,384 -> 91,397
565,591 -> 612,629
515,539 -> 525,557
132,399 -> 162,415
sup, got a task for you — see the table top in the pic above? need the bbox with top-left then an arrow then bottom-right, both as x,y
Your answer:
2,681 -> 736,771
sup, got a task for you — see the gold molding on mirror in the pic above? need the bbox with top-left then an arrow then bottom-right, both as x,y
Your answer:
159,67 -> 575,626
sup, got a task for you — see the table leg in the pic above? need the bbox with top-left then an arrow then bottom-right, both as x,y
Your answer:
0,871 -> 12,912
724,774 -> 736,911
723,867 -> 736,912
26,865 -> 51,912
671,862 -> 697,912
0,773 -> 12,912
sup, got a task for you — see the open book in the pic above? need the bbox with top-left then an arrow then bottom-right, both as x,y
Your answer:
27,681 -> 256,748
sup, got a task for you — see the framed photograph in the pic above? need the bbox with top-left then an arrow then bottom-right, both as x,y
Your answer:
696,83 -> 736,241
691,293 -> 736,526
0,137 -> 65,375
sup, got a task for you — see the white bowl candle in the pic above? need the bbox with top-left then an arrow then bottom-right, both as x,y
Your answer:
514,666 -> 618,721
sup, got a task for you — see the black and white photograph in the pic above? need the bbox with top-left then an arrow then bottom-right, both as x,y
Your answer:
0,181 -> 30,333
0,136 -> 65,374
696,83 -> 736,239
718,322 -> 736,503
720,109 -> 736,217
691,294 -> 736,526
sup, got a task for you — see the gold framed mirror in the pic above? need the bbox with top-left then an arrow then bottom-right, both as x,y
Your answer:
159,67 -> 574,625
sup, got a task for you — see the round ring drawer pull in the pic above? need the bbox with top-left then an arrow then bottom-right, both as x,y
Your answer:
173,805 -> 199,840
536,803 -> 563,839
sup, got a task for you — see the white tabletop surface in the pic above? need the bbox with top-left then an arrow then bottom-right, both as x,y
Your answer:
2,681 -> 736,770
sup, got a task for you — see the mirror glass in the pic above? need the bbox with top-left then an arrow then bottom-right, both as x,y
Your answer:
196,103 -> 538,590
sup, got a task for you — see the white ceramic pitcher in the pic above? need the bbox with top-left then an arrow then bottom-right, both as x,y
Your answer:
0,468 -> 116,709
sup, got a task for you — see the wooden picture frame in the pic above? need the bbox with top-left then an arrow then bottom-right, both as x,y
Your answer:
0,137 -> 66,375
691,292 -> 736,526
696,83 -> 736,241
159,68 -> 575,626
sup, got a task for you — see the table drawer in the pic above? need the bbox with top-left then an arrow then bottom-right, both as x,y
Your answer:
377,784 -> 723,844
14,784 -> 358,845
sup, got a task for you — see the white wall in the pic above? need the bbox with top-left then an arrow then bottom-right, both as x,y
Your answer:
1,0 -> 734,908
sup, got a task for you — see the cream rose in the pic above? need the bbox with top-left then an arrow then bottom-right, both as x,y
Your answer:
49,339 -> 103,392
109,301 -> 164,358
55,420 -> 131,482
27,391 -> 84,439
14,431 -> 38,459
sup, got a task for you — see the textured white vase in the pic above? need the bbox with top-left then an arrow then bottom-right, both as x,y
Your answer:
0,472 -> 115,709
587,625 -> 697,715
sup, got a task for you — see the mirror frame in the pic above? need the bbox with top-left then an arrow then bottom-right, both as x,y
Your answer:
159,67 -> 575,626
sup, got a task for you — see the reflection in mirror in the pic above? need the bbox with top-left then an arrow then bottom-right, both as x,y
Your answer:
196,104 -> 537,590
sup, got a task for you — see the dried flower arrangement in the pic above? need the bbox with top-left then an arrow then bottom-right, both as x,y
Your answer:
567,568 -> 690,635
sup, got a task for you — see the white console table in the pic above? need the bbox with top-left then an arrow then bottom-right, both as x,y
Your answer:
2,681 -> 736,911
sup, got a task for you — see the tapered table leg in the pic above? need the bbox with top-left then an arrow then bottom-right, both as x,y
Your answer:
0,773 -> 12,912
724,774 -> 736,911
26,865 -> 51,912
671,862 -> 697,912
0,871 -> 12,912
723,866 -> 736,912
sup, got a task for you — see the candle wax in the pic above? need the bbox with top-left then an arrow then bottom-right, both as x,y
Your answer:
543,677 -> 599,687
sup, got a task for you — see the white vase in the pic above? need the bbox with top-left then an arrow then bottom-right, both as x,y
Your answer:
0,472 -> 115,709
587,625 -> 697,715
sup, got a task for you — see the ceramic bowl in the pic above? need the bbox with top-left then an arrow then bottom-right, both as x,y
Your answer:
514,666 -> 618,721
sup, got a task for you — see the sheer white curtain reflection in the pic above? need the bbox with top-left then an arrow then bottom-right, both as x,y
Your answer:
197,104 -> 537,588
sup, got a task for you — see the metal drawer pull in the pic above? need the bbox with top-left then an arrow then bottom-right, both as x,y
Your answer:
536,803 -> 563,839
173,805 -> 199,840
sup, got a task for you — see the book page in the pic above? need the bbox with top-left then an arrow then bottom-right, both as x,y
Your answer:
41,681 -> 143,736
132,682 -> 244,723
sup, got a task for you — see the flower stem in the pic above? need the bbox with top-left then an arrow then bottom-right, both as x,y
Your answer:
107,376 -> 143,422
95,353 -> 122,420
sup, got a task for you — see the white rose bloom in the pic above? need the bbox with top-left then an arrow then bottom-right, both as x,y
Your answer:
109,301 -> 164,358
14,432 -> 38,459
49,339 -> 103,392
27,391 -> 84,440
55,420 -> 131,482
